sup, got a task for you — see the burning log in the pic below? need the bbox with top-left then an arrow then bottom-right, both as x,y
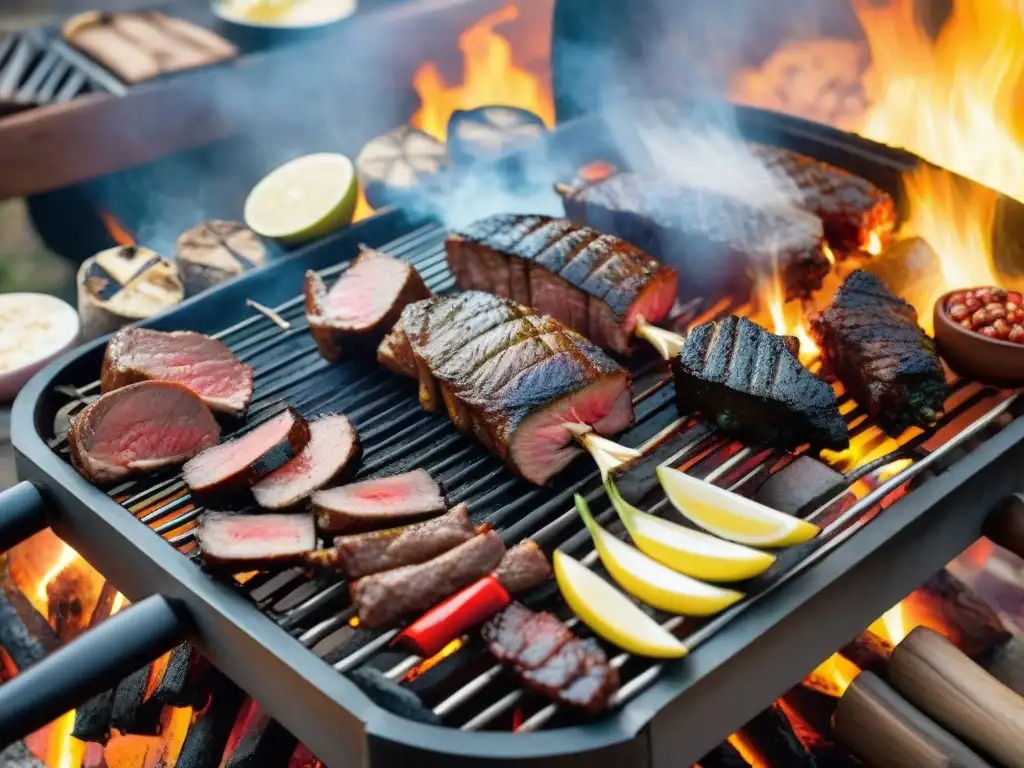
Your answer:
695,741 -> 750,768
176,674 -> 246,768
151,644 -> 210,708
224,710 -> 297,768
738,703 -> 815,767
0,573 -> 60,671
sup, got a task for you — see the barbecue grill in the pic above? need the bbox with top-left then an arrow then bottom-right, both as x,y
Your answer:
3,105 -> 1024,768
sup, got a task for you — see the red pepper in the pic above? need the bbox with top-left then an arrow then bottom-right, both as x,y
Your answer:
397,575 -> 510,657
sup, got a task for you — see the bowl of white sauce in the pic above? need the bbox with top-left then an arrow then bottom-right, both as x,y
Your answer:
212,0 -> 357,49
0,294 -> 81,403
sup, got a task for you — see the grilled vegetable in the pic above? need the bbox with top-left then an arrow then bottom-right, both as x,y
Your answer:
810,270 -> 947,435
446,214 -> 677,354
377,291 -> 635,485
175,220 -> 267,296
355,125 -> 448,209
446,105 -> 547,166
68,381 -> 220,485
195,512 -> 316,571
101,327 -> 254,417
672,315 -> 849,450
312,469 -> 446,534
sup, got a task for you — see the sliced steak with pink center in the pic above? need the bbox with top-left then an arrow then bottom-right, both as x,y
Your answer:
101,327 -> 254,417
195,512 -> 316,571
252,413 -> 360,510
68,381 -> 221,485
305,246 -> 431,362
378,291 -> 634,485
183,408 -> 310,494
312,468 -> 446,534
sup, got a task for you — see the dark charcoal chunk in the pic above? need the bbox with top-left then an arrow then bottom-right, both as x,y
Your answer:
152,643 -> 210,708
224,712 -> 297,768
348,666 -> 442,725
754,456 -> 847,516
0,577 -> 60,671
110,664 -> 162,735
177,675 -> 247,768
72,689 -> 115,744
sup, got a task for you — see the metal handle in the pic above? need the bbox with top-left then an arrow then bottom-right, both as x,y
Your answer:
0,593 -> 187,747
0,481 -> 48,552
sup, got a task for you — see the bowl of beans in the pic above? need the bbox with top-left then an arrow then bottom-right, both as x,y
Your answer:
934,287 -> 1024,386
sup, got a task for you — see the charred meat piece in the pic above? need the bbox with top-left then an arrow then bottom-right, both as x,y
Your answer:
183,408 -> 310,494
446,215 -> 677,354
312,468 -> 446,534
482,603 -> 619,712
68,381 -> 221,485
252,414 -> 360,510
377,292 -> 634,485
195,512 -> 316,571
673,315 -> 849,450
748,144 -> 896,255
305,247 -> 431,362
350,531 -> 506,629
308,503 -> 478,579
557,173 -> 830,301
810,270 -> 947,434
493,539 -> 552,593
101,327 -> 254,417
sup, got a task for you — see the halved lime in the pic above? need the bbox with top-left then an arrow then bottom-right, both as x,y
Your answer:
244,153 -> 358,245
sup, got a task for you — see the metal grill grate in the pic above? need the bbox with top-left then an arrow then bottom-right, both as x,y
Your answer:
47,222 -> 1020,733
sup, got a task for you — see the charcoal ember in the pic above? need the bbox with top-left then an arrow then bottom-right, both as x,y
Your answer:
697,741 -> 750,768
355,125 -> 449,209
224,712 -> 297,768
347,666 -> 441,725
446,105 -> 547,166
740,703 -> 815,767
73,689 -> 115,744
177,675 -> 247,768
110,664 -> 162,735
152,643 -> 210,708
46,566 -> 92,643
754,456 -> 847,516
0,575 -> 60,671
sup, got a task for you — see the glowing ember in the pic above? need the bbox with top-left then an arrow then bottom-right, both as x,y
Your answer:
403,638 -> 463,682
99,210 -> 135,247
865,230 -> 883,257
35,544 -> 79,605
727,733 -> 768,768
755,257 -> 821,366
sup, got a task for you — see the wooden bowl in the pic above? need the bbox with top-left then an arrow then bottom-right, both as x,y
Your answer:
933,287 -> 1024,387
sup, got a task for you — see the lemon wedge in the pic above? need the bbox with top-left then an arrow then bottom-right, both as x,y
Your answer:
554,550 -> 688,658
656,466 -> 819,548
604,478 -> 775,582
575,495 -> 742,616
244,153 -> 359,245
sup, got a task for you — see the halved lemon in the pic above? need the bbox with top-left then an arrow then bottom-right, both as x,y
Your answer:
554,550 -> 688,659
657,466 -> 819,548
244,153 -> 359,245
576,495 -> 742,616
605,478 -> 775,582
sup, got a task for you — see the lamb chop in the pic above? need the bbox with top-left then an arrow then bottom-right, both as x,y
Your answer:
312,468 -> 447,534
101,327 -> 254,417
446,214 -> 677,354
556,172 -> 830,301
377,291 -> 635,485
810,270 -> 947,435
672,315 -> 849,450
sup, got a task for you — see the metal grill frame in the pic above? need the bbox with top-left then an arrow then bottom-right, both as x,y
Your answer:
11,107 -> 1024,767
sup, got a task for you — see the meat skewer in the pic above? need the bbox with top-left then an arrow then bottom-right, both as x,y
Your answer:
312,468 -> 446,534
195,512 -> 316,571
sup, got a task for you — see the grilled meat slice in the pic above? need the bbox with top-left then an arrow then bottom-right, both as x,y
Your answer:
350,531 -> 506,629
482,603 -> 619,712
183,408 -> 310,494
557,173 -> 830,301
378,291 -> 634,485
312,468 -> 446,534
446,215 -> 677,353
101,327 -> 254,416
493,540 -> 552,593
748,144 -> 896,255
69,381 -> 221,485
304,247 -> 431,362
673,315 -> 849,450
195,512 -> 316,571
252,414 -> 360,510
810,270 -> 947,434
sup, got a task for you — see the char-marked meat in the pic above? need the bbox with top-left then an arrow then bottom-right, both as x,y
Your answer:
304,246 -> 430,362
557,173 -> 830,301
312,468 -> 446,534
377,291 -> 635,485
672,315 -> 848,450
195,512 -> 316,571
183,408 -> 310,494
101,327 -> 254,416
492,539 -> 552,593
446,214 -> 677,353
482,603 -> 619,712
252,414 -> 360,510
68,381 -> 221,485
810,270 -> 947,435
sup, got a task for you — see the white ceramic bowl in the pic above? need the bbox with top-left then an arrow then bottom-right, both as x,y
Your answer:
211,0 -> 357,49
0,293 -> 81,403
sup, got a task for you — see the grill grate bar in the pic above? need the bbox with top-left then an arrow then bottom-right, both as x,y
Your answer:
0,37 -> 36,102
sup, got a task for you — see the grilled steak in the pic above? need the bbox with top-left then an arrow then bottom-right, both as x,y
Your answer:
68,381 -> 221,485
557,173 -> 830,301
493,540 -> 552,593
183,408 -> 310,494
748,144 -> 897,255
482,603 -> 619,712
350,531 -> 506,629
673,315 -> 849,450
307,503 -> 478,579
101,327 -> 254,416
305,247 -> 431,362
312,468 -> 446,534
446,215 -> 677,353
810,270 -> 947,434
252,414 -> 360,510
377,291 -> 635,485
195,512 -> 316,571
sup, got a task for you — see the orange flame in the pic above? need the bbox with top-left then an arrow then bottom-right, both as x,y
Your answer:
99,211 -> 135,247
403,638 -> 463,682
727,733 -> 769,768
